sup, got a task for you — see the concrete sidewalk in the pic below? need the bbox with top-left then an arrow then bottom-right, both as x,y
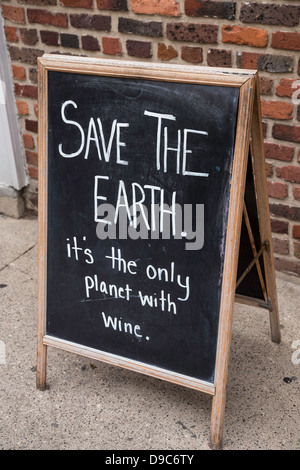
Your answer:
0,213 -> 299,450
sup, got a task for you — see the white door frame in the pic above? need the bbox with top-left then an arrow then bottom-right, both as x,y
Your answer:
0,13 -> 27,190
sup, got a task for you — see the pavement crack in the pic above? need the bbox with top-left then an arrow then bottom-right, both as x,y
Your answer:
0,243 -> 37,273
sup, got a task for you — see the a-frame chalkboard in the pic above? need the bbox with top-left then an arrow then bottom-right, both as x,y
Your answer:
37,56 -> 281,450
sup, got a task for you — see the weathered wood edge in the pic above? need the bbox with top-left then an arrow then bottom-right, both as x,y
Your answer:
36,58 -> 48,391
250,76 -> 281,344
210,75 -> 256,450
38,54 -> 256,87
43,335 -> 216,396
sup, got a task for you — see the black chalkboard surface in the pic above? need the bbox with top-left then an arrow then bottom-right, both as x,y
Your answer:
236,152 -> 267,301
46,71 -> 239,384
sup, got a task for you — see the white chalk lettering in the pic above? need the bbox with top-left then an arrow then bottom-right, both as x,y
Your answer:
58,100 -> 128,163
183,129 -> 209,177
144,110 -> 209,177
97,118 -> 117,162
138,290 -> 177,314
144,110 -> 176,171
58,100 -> 85,158
164,127 -> 181,174
145,262 -> 190,302
66,236 -> 94,264
84,274 -> 133,299
84,117 -> 101,160
101,312 -> 143,338
105,247 -> 137,275
116,122 -> 129,165
94,175 -> 110,223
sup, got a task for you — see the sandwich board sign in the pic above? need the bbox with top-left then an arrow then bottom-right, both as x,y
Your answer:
37,56 -> 280,449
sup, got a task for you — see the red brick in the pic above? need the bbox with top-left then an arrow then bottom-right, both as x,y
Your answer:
25,150 -> 38,166
167,23 -> 218,44
272,238 -> 289,255
267,181 -> 288,200
261,100 -> 293,120
237,51 -> 260,69
239,52 -> 293,73
240,3 -> 300,27
293,225 -> 300,240
262,121 -> 267,138
40,30 -> 59,46
157,43 -> 178,61
276,78 -> 300,98
27,9 -> 68,27
181,46 -> 203,63
273,124 -> 300,143
276,166 -> 300,184
222,25 -> 268,48
265,161 -> 273,177
2,5 -> 25,24
102,37 -> 122,55
25,119 -> 38,133
14,83 -> 38,99
19,28 -> 38,46
60,33 -> 79,49
4,26 -> 18,43
259,77 -> 273,96
59,0 -> 93,7
119,18 -> 163,38
12,65 -> 26,81
272,31 -> 300,52
82,35 -> 101,51
97,0 -> 128,10
70,14 -> 111,31
27,166 -> 38,180
9,46 -> 44,65
126,40 -> 152,58
264,142 -> 294,162
207,48 -> 232,67
16,100 -> 29,115
23,134 -> 35,149
131,0 -> 180,16
271,219 -> 289,234
294,187 -> 300,201
185,0 -> 235,19
270,203 -> 300,221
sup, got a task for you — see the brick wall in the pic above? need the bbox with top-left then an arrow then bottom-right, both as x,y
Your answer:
1,0 -> 300,276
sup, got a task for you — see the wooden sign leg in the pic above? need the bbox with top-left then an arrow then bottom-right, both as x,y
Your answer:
210,76 -> 281,449
210,273 -> 237,449
210,263 -> 238,449
251,78 -> 281,345
210,77 -> 256,450
210,315 -> 233,450
37,57 -> 48,392
37,342 -> 47,391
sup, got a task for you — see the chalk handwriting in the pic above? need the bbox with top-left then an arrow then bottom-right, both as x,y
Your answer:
58,101 -> 209,178
58,100 -> 129,165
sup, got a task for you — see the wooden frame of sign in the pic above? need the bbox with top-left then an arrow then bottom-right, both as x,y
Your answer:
37,55 -> 281,450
